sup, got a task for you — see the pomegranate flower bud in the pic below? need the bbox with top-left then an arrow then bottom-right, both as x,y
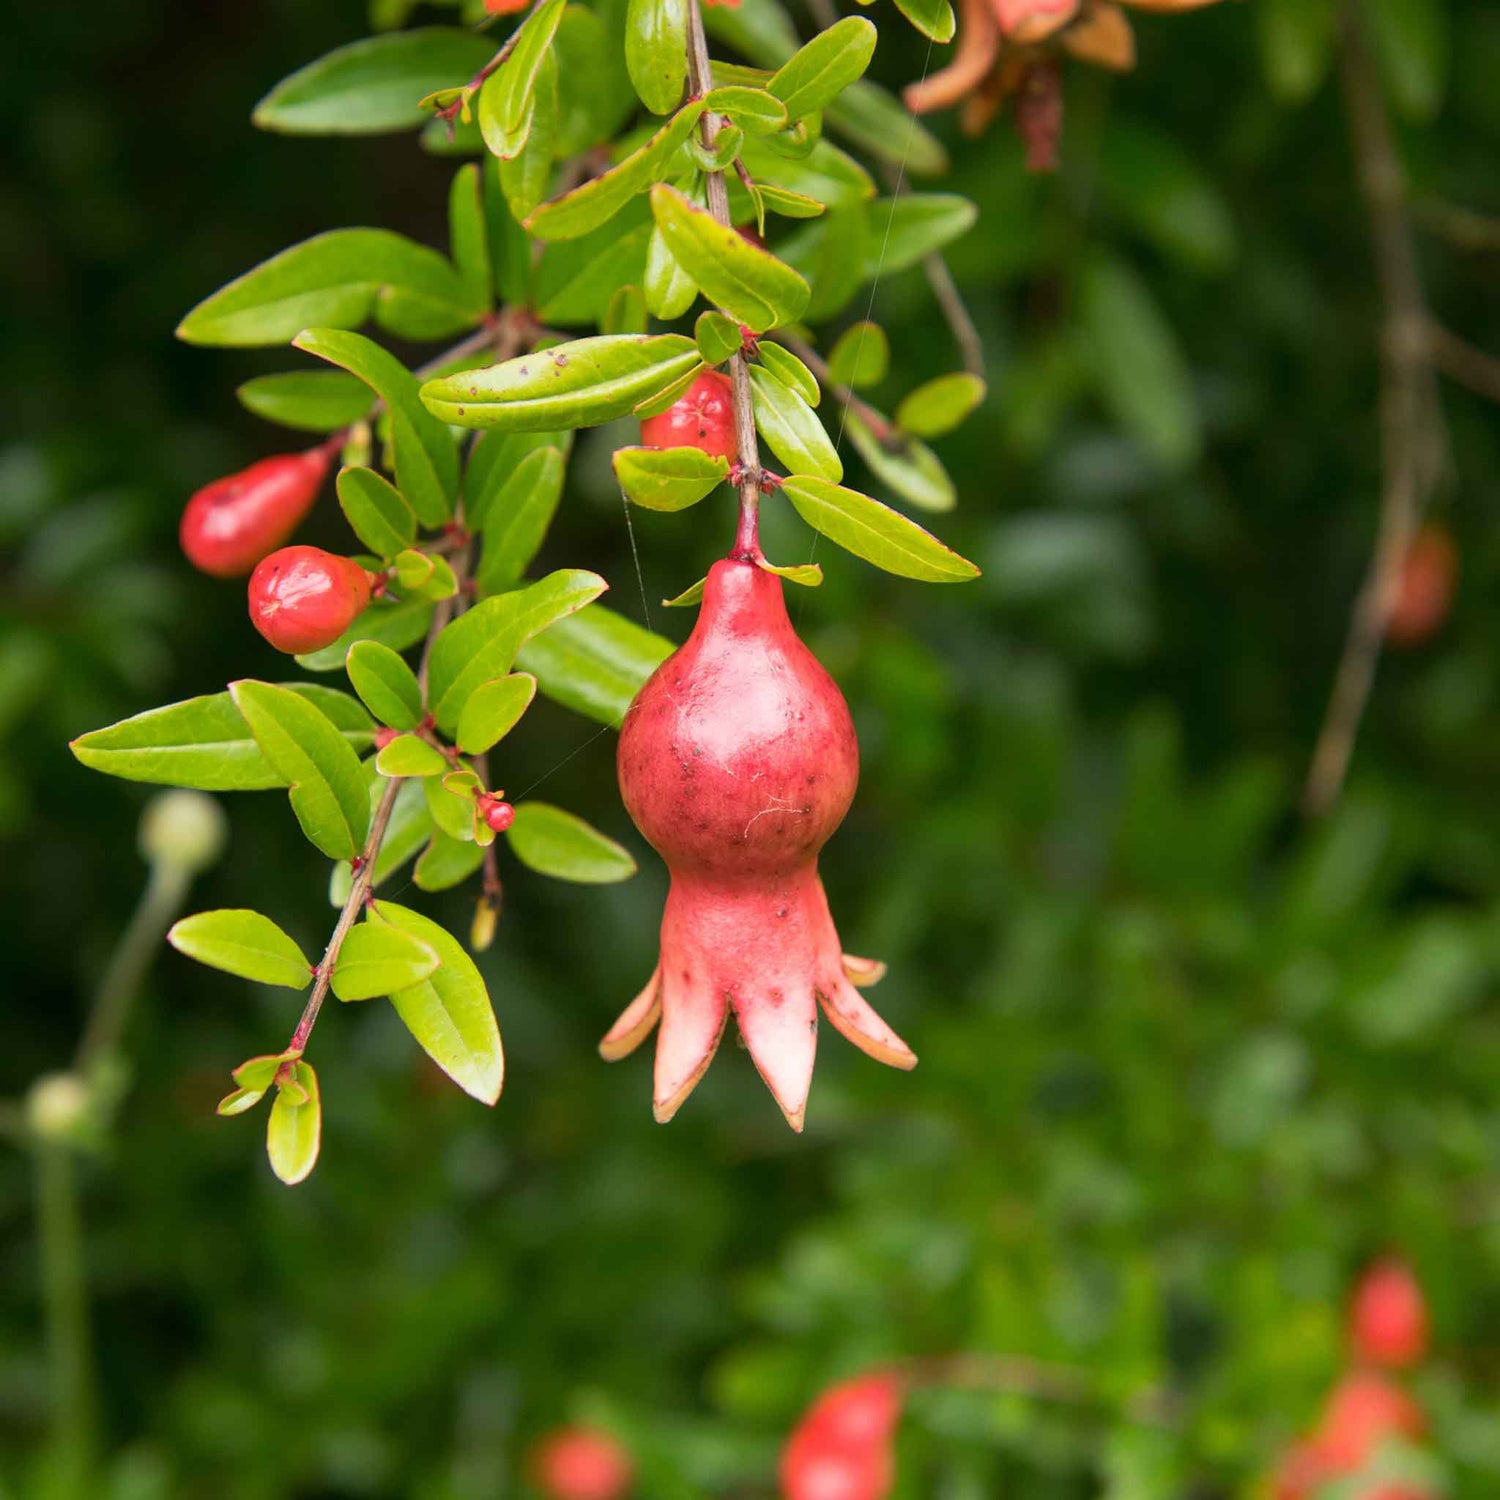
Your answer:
180,447 -> 331,578
1350,1258 -> 1430,1370
248,545 -> 372,655
781,1372 -> 905,1500
603,558 -> 916,1129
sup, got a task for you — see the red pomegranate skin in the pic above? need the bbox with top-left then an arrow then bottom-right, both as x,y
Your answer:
780,1372 -> 904,1500
604,558 -> 915,1128
180,449 -> 331,578
1314,1371 -> 1424,1471
248,545 -> 371,655
1351,1258 -> 1429,1370
530,1426 -> 633,1500
639,370 -> 737,463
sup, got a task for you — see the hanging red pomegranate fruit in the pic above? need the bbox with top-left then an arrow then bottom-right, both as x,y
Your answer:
601,555 -> 916,1128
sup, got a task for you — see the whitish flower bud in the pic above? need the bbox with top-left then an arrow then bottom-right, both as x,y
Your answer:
138,790 -> 227,874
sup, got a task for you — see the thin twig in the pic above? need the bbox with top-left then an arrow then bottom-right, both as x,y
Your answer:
1302,0 -> 1448,819
687,0 -> 767,557
773,330 -> 895,441
1424,321 -> 1500,406
1409,198 -> 1500,254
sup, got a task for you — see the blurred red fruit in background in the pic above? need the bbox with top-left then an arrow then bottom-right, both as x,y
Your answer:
1387,524 -> 1457,647
180,447 -> 331,578
1351,1259 -> 1429,1370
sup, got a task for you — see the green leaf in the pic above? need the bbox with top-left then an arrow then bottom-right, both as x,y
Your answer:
604,284 -> 649,336
1369,0 -> 1448,120
392,548 -> 458,602
177,229 -> 477,347
168,910 -> 312,989
644,225 -> 699,320
553,3 -> 637,155
1099,125 -> 1236,275
782,475 -> 979,581
331,920 -> 440,1001
777,204 -> 869,320
472,446 -> 568,594
1257,0 -> 1336,103
428,569 -> 607,732
1077,255 -> 1200,470
337,466 -> 418,560
448,163 -> 493,314
663,576 -> 706,607
895,372 -> 985,438
826,79 -> 948,177
768,17 -> 876,123
478,0 -> 566,158
295,328 -> 459,526
891,0 -> 955,43
375,902 -> 505,1102
455,673 -> 537,754
754,184 -> 826,220
758,558 -> 822,587
467,427 -> 572,529
235,1053 -> 296,1092
757,342 -> 819,407
650,184 -> 810,332
704,86 -> 788,136
329,777 -> 431,902
749,366 -> 841,480
612,446 -> 730,511
345,640 -> 423,729
632,361 -> 705,420
217,1087 -> 267,1117
237,371 -> 373,432
422,334 -> 699,430
230,680 -> 371,858
425,773 -> 477,842
296,597 -> 435,672
70,686 -> 373,790
626,0 -> 689,115
375,733 -> 449,778
695,311 -> 742,366
860,194 -> 977,276
526,102 -> 705,241
506,801 -> 637,883
535,203 -> 654,325
845,411 -> 955,514
266,1062 -> 321,1185
826,321 -> 889,388
254,29 -> 494,135
498,52 -> 559,220
516,604 -> 673,725
690,122 -> 744,174
414,830 -> 487,891
738,136 -> 874,211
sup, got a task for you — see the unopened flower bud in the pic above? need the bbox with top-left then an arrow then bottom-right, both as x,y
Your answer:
138,789 -> 228,875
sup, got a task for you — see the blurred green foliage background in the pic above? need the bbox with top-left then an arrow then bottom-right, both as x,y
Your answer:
2,0 -> 1498,1495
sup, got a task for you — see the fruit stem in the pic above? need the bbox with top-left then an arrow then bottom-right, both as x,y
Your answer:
686,0 -> 764,559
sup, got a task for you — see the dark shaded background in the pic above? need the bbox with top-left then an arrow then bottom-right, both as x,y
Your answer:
2,1 -> 1498,1495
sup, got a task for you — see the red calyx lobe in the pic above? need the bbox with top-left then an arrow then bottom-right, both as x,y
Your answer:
180,448 -> 331,578
639,370 -> 737,463
1351,1258 -> 1429,1369
248,545 -> 372,655
781,1372 -> 905,1500
530,1427 -> 633,1500
604,558 -> 915,1129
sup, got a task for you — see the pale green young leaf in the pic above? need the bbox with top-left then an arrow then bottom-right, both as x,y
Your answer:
331,921 -> 440,1001
845,412 -> 956,514
295,328 -> 459,525
177,229 -> 477,347
455,673 -> 537,754
421,334 -> 699,431
663,577 -> 706,608
515,605 -> 673,726
690,122 -> 744,174
427,569 -> 607,732
425,774 -> 476,843
217,1087 -> 267,1117
506,802 -> 637,883
234,1053 -> 297,1092
631,361 -> 705,420
375,902 -> 504,1102
613,446 -> 730,512
526,102 -> 706,242
626,0 -> 689,115
768,17 -> 876,123
375,734 -> 448,778
644,225 -> 699,320
894,372 -> 986,438
336,466 -> 417,560
498,52 -> 559,220
168,910 -> 312,989
891,0 -> 955,43
230,680 -> 371,858
695,311 -> 742,366
69,685 -> 374,790
737,136 -> 874,211
703,86 -> 788,135
237,371 -> 372,432
535,205 -> 654,325
758,558 -> 823,587
650,184 -> 809,332
296,598 -> 435,672
782,475 -> 979,581
478,0 -> 566,158
757,342 -> 820,406
448,163 -> 493,314
826,321 -> 889,388
753,184 -> 826,220
266,1062 -> 321,1185
749,366 -> 841,480
466,428 -> 572,529
253,29 -> 493,135
471,446 -> 568,594
414,830 -> 487,891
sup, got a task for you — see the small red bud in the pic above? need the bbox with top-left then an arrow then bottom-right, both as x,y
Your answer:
180,448 -> 331,578
639,370 -> 737,463
781,1372 -> 904,1500
1350,1258 -> 1429,1370
373,728 -> 400,751
1387,525 -> 1457,647
480,796 -> 515,834
248,545 -> 372,655
529,1427 -> 633,1500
